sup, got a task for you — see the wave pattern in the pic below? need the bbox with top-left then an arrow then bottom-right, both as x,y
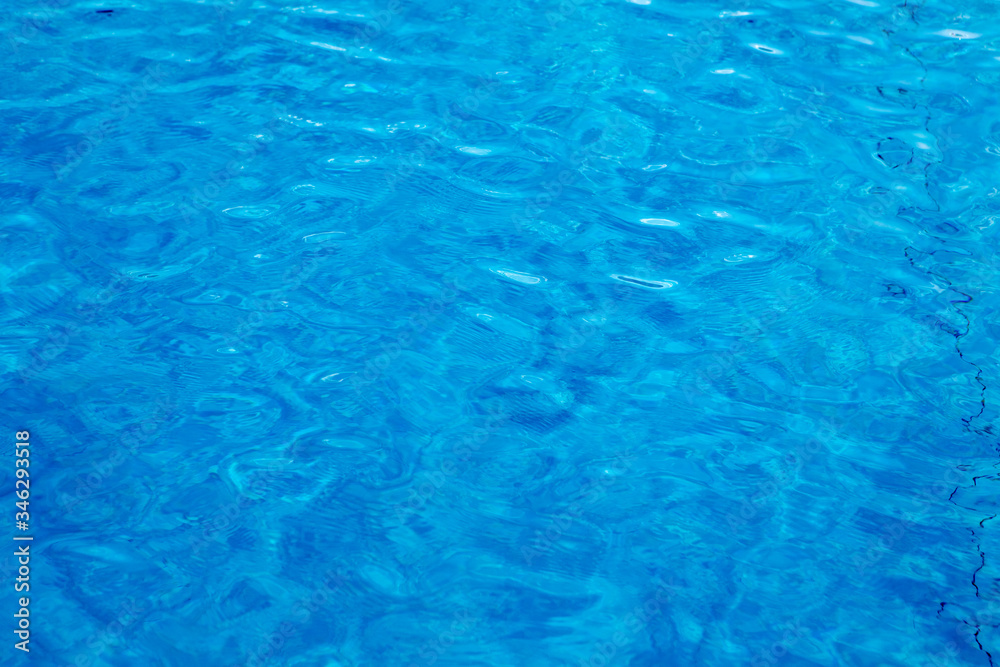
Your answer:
3,0 -> 1000,665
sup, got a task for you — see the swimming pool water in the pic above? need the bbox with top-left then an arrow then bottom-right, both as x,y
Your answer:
4,0 -> 1000,665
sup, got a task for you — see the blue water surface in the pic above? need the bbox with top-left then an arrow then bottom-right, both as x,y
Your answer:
3,0 -> 1000,665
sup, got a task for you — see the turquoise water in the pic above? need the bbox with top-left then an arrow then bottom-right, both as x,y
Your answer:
4,0 -> 1000,665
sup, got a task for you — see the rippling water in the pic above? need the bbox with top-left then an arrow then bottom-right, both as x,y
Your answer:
4,0 -> 1000,665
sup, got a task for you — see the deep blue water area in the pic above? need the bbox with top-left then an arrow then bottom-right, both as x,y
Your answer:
3,0 -> 1000,665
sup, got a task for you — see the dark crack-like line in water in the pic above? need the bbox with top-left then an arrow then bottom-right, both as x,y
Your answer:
971,527 -> 985,598
903,248 -> 987,429
886,8 -> 996,664
967,620 -> 997,667
971,514 -> 997,609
